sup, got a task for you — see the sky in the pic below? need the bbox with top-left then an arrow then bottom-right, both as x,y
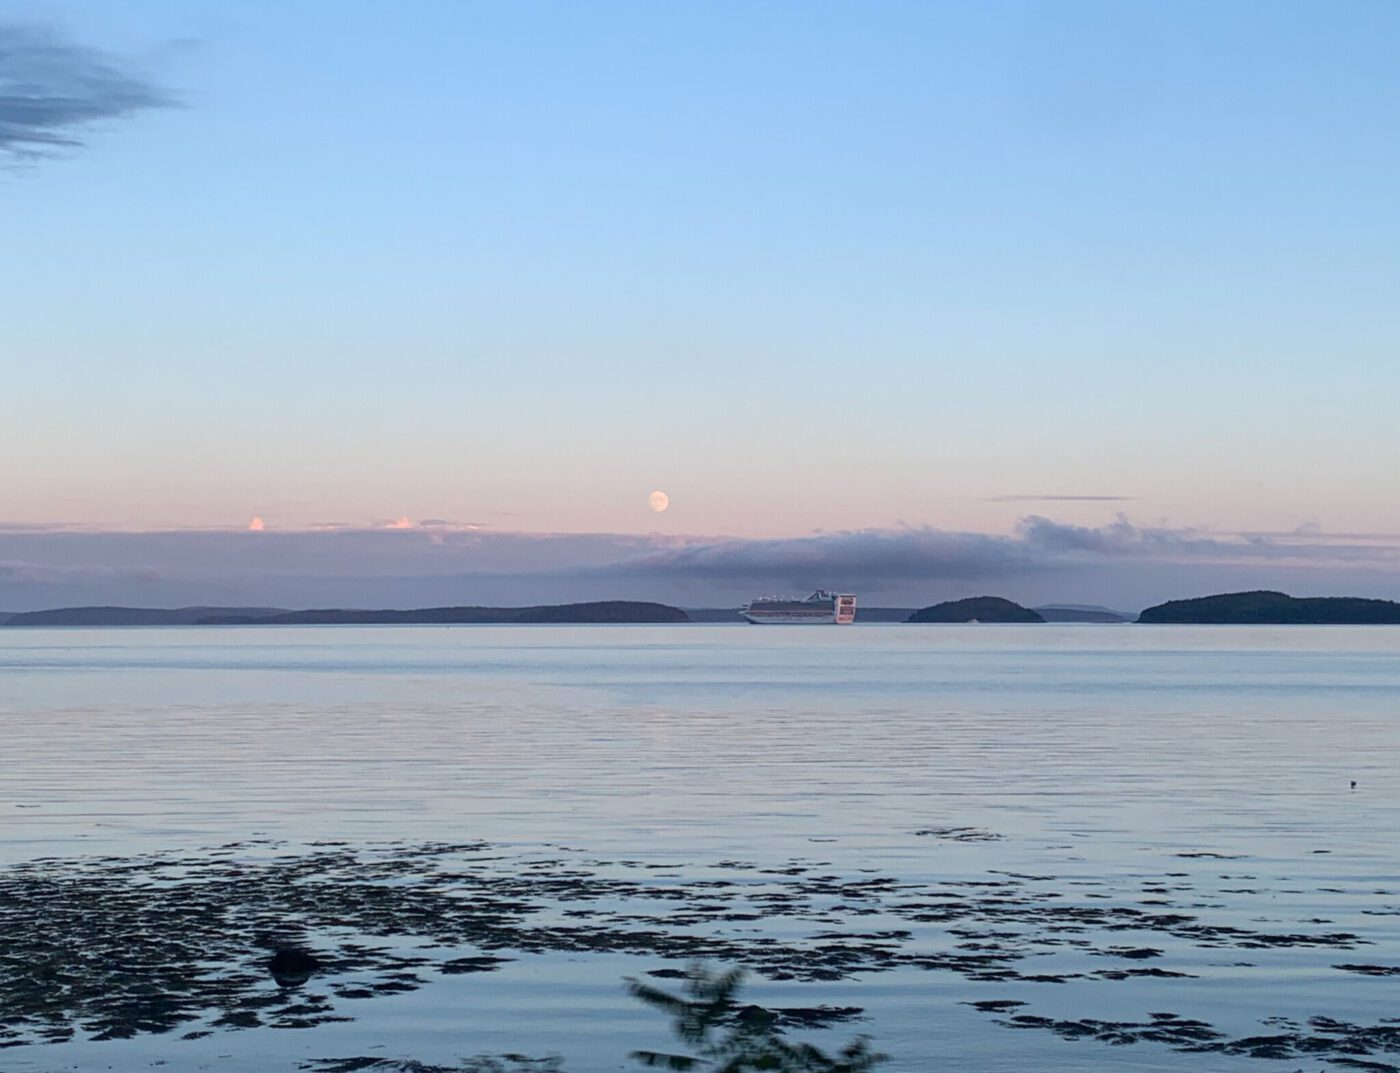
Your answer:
2,1 -> 1399,610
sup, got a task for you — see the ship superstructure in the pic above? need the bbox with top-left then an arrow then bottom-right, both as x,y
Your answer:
741,591 -> 856,624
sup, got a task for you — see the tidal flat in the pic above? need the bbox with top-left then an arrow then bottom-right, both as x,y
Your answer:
3,624 -> 1399,1070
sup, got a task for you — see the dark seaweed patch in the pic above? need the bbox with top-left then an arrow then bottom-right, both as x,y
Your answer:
913,827 -> 1004,843
0,838 -> 1390,1068
1336,964 -> 1400,977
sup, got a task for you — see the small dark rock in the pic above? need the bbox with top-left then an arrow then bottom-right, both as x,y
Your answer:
735,1004 -> 779,1028
269,948 -> 321,988
440,956 -> 514,975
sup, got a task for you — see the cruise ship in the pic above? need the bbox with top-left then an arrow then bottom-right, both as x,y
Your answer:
741,591 -> 856,624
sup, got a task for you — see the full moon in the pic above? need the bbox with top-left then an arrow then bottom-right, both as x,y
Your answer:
648,490 -> 670,513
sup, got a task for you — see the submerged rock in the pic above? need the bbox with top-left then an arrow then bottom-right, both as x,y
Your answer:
269,947 -> 322,988
735,1004 -> 779,1028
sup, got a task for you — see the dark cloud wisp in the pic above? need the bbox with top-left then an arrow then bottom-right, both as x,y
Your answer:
985,494 -> 1136,503
0,23 -> 175,158
618,528 -> 1049,589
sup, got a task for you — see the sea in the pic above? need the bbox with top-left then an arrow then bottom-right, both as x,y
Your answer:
2,624 -> 1399,1072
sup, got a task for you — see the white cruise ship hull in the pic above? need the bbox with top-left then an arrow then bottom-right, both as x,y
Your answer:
741,610 -> 840,624
741,593 -> 856,624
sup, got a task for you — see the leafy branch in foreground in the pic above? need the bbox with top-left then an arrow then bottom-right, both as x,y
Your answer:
305,965 -> 883,1073
626,965 -> 886,1073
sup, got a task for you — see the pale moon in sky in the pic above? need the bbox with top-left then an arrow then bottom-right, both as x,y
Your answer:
648,490 -> 670,513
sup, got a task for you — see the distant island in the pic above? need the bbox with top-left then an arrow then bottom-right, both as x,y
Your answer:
907,597 -> 1045,623
2,606 -> 286,627
1137,590 -> 1400,624
3,602 -> 690,627
1033,604 -> 1130,623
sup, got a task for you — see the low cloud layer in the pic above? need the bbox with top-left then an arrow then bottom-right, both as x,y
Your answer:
618,527 -> 1046,586
3,517 -> 1400,613
0,23 -> 174,158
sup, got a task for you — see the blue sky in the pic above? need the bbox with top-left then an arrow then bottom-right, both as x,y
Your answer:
3,2 -> 1399,606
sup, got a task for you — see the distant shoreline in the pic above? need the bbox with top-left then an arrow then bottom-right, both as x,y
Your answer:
1,601 -> 690,627
5,590 -> 1400,627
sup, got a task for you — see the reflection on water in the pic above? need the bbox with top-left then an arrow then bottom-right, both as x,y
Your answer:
2,624 -> 1400,1072
6,624 -> 1400,871
627,965 -> 883,1072
306,966 -> 883,1073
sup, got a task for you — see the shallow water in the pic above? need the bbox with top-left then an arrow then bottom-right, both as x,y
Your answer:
2,624 -> 1399,1071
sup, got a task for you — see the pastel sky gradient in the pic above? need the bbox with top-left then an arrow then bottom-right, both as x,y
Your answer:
3,2 -> 1399,607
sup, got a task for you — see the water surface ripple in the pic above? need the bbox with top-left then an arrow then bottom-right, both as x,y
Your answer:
2,624 -> 1398,1072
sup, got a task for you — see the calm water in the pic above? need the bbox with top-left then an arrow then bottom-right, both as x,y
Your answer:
3,625 -> 1399,1071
